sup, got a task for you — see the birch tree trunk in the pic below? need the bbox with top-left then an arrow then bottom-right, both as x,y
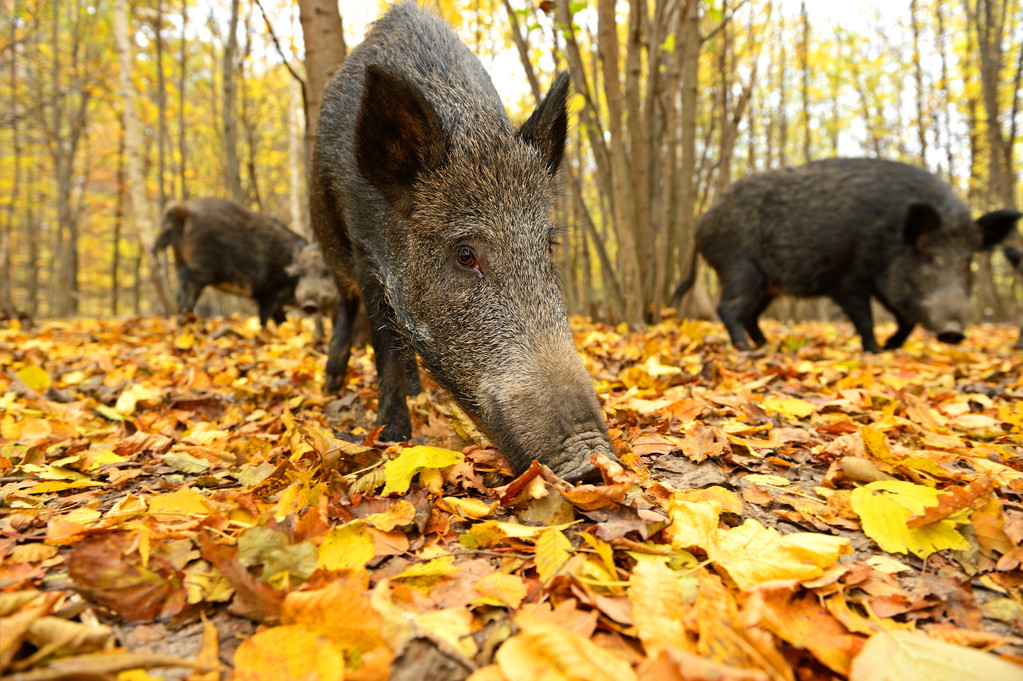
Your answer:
113,0 -> 174,314
222,0 -> 244,203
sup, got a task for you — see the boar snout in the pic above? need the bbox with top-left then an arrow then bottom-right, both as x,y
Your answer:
475,348 -> 614,483
301,300 -> 320,314
553,431 -> 616,483
936,325 -> 965,344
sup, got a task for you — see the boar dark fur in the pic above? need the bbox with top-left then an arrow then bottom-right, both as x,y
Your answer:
309,1 -> 613,481
671,158 -> 1022,352
154,197 -> 306,326
1004,244 -> 1023,348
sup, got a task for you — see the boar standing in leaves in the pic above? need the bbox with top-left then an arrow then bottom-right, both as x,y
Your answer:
155,197 -> 308,326
286,243 -> 341,341
670,158 -> 1022,352
309,2 -> 614,482
1004,244 -> 1023,348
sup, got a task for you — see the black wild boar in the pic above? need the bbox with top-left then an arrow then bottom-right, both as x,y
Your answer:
1004,244 -> 1023,348
309,2 -> 613,482
285,243 -> 340,341
154,197 -> 306,326
670,158 -> 1021,352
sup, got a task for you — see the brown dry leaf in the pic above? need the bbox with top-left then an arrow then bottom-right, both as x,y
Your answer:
905,477 -> 995,528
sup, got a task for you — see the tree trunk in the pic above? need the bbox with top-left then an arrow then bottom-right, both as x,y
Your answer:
178,0 -> 188,199
598,0 -> 642,326
910,0 -> 927,165
114,0 -> 174,314
967,0 -> 1014,208
289,72 -> 308,236
222,0 -> 244,203
2,7 -> 19,310
156,0 -> 168,207
297,0 -> 346,149
800,1 -> 811,163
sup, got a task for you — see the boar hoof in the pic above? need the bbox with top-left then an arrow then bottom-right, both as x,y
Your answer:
377,420 -> 412,444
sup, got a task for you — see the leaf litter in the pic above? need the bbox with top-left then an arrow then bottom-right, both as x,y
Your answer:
1,315 -> 1022,681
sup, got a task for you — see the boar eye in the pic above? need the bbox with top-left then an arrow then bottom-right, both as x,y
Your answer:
455,245 -> 480,272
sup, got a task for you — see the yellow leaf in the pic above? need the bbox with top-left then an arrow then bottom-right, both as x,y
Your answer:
393,556 -> 458,594
233,625 -> 343,681
850,481 -> 970,558
761,396 -> 816,419
713,520 -> 852,590
502,612 -> 637,681
474,572 -> 528,609
114,383 -> 163,416
535,528 -> 573,584
665,499 -> 722,552
850,630 -> 1023,681
364,500 -> 416,531
318,522 -> 375,572
283,581 -> 385,654
628,561 -> 691,655
415,608 -> 478,659
382,445 -> 463,495
495,634 -> 569,681
25,480 -> 103,495
147,487 -> 210,516
441,496 -> 498,519
17,365 -> 51,392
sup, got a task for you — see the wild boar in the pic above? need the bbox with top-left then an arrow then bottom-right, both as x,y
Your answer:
309,2 -> 613,481
671,158 -> 1021,351
154,197 -> 306,326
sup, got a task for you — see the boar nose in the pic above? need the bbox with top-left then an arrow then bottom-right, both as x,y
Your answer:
936,324 -> 965,344
301,301 -> 319,314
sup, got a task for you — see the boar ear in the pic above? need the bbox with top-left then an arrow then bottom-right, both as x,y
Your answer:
356,64 -> 446,214
975,208 -> 1022,250
518,71 -> 570,175
903,202 -> 941,250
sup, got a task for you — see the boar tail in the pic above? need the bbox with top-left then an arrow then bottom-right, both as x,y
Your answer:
154,203 -> 188,254
668,245 -> 700,308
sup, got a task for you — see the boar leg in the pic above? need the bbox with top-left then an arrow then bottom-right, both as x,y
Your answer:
404,350 -> 422,396
715,263 -> 766,350
255,295 -> 284,327
741,291 -> 774,347
831,292 -> 880,353
881,310 -> 915,350
176,267 -> 208,315
324,292 -> 360,394
363,286 -> 412,443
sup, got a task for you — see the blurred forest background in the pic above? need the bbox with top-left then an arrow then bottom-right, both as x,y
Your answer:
1,0 -> 1021,327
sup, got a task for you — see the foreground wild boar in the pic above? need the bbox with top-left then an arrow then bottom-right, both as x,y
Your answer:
309,2 -> 613,481
155,197 -> 306,326
671,158 -> 1021,351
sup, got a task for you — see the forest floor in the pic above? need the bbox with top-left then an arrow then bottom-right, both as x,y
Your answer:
1,314 -> 1022,681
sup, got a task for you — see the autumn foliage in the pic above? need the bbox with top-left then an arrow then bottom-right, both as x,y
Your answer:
1,315 -> 1022,681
